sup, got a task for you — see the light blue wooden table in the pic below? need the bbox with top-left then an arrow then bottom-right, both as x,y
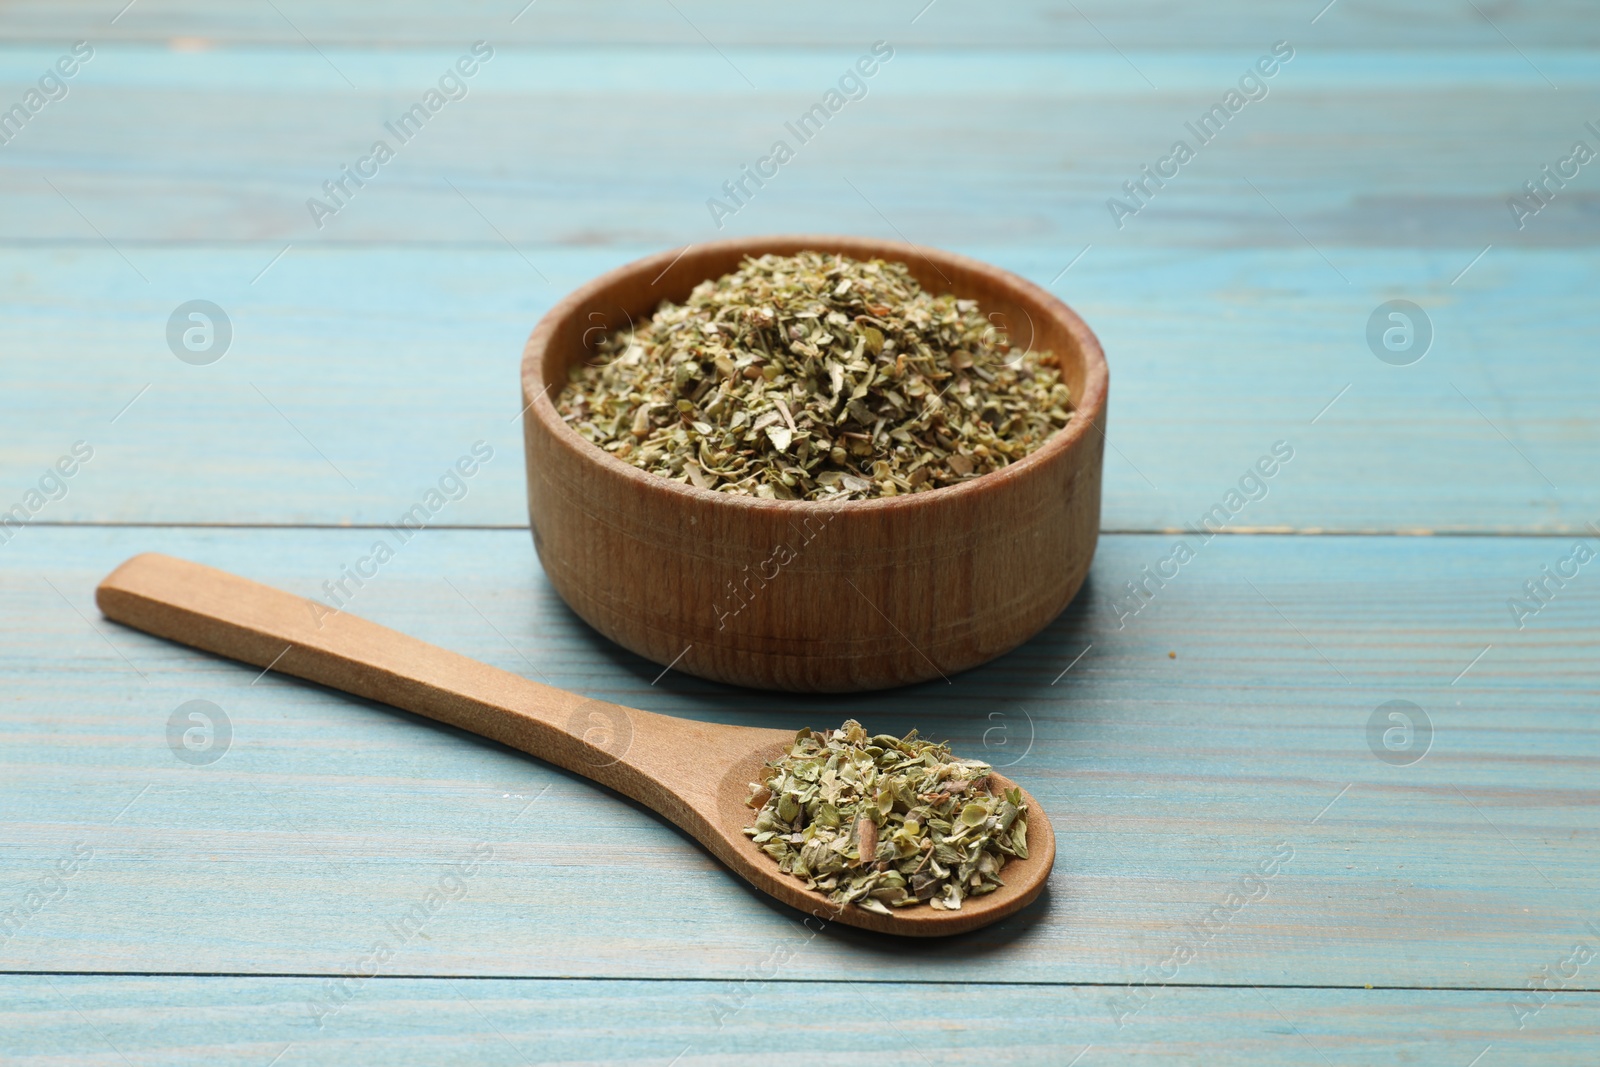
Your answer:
2,2 -> 1597,1063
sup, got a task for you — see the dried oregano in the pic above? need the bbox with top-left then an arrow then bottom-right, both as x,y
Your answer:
744,720 -> 1028,914
557,252 -> 1072,500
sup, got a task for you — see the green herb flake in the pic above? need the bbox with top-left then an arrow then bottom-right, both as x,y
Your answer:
557,251 -> 1072,501
743,719 -> 1028,913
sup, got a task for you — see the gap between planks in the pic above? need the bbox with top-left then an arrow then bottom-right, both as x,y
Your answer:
3,971 -> 1600,994
10,521 -> 1597,539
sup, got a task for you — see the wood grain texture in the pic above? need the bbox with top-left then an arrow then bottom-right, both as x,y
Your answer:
521,235 -> 1105,690
2,527 -> 1594,985
0,244 -> 1594,534
5,976 -> 1594,1066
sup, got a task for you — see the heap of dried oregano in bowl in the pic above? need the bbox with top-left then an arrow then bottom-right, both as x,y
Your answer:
744,720 -> 1028,914
557,251 -> 1072,500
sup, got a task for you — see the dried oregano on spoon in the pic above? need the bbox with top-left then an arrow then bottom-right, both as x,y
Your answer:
744,720 -> 1028,914
558,251 -> 1072,500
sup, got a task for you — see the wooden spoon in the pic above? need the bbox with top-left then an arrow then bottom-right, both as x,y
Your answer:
96,552 -> 1055,936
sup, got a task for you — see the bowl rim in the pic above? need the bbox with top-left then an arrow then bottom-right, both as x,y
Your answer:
520,234 -> 1108,514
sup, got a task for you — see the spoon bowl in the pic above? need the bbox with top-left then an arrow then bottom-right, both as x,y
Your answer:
96,553 -> 1054,936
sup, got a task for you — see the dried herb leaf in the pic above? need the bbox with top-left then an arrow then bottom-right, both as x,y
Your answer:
558,252 -> 1072,500
743,719 -> 1028,913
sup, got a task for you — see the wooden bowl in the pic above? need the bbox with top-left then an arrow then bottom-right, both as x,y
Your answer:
519,235 -> 1107,692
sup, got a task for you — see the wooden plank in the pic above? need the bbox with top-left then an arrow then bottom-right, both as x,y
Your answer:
2,527 -> 1595,986
0,47 -> 1594,247
0,1 -> 1591,1053
1,244 -> 1593,533
1,0 -> 1595,48
5,976 -> 1591,1065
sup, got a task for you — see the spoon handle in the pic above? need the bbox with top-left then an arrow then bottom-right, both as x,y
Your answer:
95,552 -> 701,796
